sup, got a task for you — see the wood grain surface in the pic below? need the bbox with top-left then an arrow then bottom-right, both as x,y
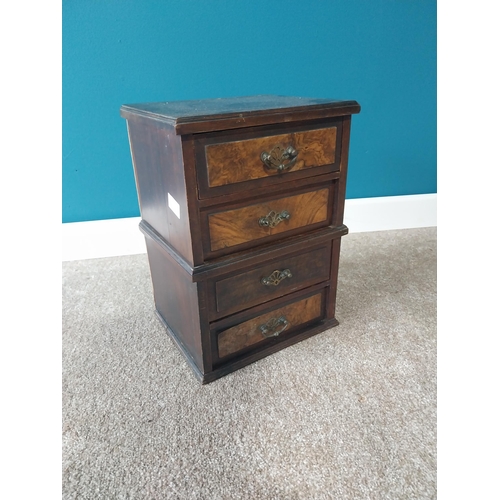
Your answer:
214,245 -> 330,316
208,188 -> 330,251
206,127 -> 337,187
122,95 -> 359,383
217,292 -> 323,359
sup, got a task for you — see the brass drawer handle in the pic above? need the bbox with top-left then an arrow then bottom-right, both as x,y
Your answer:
258,210 -> 290,228
261,269 -> 292,286
260,144 -> 298,172
260,316 -> 289,338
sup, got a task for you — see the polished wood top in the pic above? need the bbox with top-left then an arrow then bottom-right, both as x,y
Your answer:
120,95 -> 361,134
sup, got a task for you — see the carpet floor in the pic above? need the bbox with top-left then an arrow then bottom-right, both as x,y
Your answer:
62,227 -> 437,500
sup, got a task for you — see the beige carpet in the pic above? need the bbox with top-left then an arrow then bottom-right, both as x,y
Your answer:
62,227 -> 437,499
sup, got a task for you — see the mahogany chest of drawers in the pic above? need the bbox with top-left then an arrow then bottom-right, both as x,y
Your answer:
120,95 -> 360,383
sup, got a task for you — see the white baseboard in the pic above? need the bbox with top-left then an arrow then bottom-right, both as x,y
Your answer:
62,193 -> 436,262
343,193 -> 437,233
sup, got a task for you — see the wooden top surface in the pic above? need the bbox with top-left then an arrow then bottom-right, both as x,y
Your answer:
120,95 -> 360,134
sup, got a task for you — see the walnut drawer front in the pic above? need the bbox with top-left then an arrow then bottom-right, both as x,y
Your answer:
206,127 -> 337,185
194,120 -> 342,199
212,245 -> 331,319
206,186 -> 331,255
216,291 -> 324,360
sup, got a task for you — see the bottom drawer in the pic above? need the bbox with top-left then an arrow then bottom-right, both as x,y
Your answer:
215,290 -> 325,361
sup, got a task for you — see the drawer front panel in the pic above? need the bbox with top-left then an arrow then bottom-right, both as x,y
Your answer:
206,127 -> 338,187
214,245 -> 330,317
217,292 -> 324,359
207,187 -> 330,253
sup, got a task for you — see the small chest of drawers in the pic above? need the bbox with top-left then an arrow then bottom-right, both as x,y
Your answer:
120,95 -> 360,383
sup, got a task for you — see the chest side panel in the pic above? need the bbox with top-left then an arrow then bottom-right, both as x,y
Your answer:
144,234 -> 205,371
126,115 -> 194,265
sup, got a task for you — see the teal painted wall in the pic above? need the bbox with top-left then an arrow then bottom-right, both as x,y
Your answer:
63,0 -> 436,223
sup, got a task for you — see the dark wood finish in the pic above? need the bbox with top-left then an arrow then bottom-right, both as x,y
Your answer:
213,244 -> 331,318
120,95 -> 361,134
218,292 -> 323,359
144,234 -> 205,371
121,95 -> 360,383
125,115 -> 196,265
325,238 -> 342,320
334,115 -> 352,227
139,218 -> 348,281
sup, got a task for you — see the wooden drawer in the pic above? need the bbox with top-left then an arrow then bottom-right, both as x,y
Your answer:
210,244 -> 331,319
195,119 -> 342,199
215,290 -> 325,361
204,184 -> 334,257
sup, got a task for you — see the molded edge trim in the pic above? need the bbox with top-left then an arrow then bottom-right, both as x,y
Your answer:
62,193 -> 437,262
140,219 -> 348,281
120,100 -> 361,135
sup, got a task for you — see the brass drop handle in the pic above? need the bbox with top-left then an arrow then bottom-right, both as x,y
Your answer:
260,145 -> 298,172
261,269 -> 292,286
260,316 -> 289,338
258,210 -> 290,228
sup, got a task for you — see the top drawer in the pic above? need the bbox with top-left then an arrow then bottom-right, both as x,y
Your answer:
194,119 -> 342,199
